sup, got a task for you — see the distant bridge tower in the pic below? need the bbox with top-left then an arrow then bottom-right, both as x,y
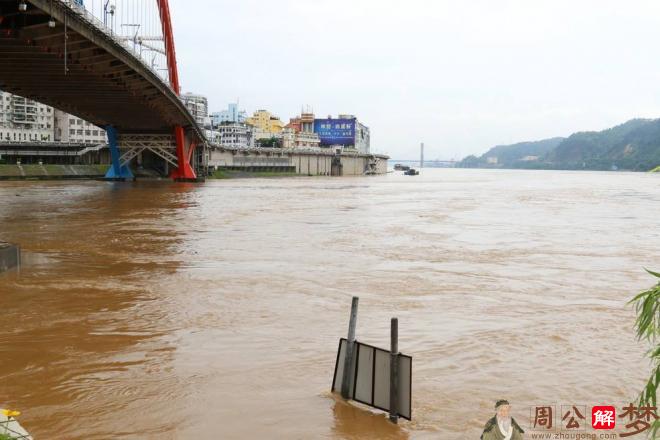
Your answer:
420,142 -> 424,169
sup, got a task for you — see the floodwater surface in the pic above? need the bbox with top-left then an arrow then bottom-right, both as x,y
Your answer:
0,169 -> 659,439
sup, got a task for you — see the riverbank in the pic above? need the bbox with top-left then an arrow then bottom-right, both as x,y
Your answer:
210,169 -> 307,179
0,164 -> 106,180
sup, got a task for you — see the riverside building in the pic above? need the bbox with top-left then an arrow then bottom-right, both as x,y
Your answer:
207,122 -> 253,149
283,112 -> 320,149
181,93 -> 209,126
246,109 -> 284,140
0,91 -> 54,142
314,114 -> 370,154
210,103 -> 247,126
54,110 -> 107,144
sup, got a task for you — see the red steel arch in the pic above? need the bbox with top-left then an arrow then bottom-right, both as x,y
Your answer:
157,0 -> 197,180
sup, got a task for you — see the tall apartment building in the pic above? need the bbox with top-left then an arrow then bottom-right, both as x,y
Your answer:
181,93 -> 209,127
287,112 -> 316,134
54,110 -> 107,144
210,103 -> 247,126
0,91 -> 54,142
283,112 -> 320,149
246,109 -> 284,140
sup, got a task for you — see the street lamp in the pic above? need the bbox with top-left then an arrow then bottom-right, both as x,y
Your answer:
48,0 -> 55,27
104,1 -> 115,30
18,1 -> 27,12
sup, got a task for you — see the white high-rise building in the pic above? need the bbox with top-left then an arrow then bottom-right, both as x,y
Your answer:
0,91 -> 54,142
207,123 -> 253,149
211,103 -> 247,126
181,93 -> 208,126
54,110 -> 107,144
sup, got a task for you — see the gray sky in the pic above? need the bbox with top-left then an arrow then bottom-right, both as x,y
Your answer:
170,0 -> 660,160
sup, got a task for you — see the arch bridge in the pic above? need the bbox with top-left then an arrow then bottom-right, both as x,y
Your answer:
0,0 -> 204,180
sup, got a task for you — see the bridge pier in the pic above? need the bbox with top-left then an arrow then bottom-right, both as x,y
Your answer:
104,126 -> 135,181
170,126 -> 198,182
101,132 -> 204,180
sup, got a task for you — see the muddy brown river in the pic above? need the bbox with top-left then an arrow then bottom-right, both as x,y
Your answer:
1,169 -> 659,439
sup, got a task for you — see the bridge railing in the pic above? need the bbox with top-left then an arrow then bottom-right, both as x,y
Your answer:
57,0 -> 170,86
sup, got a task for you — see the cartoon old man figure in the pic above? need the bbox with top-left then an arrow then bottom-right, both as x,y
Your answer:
481,400 -> 525,440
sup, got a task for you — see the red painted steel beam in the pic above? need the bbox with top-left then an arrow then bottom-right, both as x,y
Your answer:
157,0 -> 196,180
156,0 -> 180,95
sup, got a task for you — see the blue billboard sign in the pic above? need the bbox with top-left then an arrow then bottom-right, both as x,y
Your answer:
314,118 -> 355,146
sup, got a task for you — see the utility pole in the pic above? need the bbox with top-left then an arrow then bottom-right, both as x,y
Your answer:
420,142 -> 424,169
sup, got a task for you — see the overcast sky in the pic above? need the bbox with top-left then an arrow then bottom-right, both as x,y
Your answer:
170,0 -> 660,160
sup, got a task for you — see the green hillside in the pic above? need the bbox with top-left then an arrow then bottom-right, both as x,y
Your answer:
459,137 -> 564,168
547,119 -> 660,171
459,118 -> 660,171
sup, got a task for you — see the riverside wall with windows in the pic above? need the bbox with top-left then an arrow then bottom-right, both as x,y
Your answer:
207,147 -> 388,176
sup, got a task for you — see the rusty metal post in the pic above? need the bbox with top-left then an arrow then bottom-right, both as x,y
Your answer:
341,296 -> 359,399
389,317 -> 399,424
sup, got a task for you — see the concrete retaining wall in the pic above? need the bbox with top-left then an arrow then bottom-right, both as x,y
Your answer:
208,148 -> 388,176
0,243 -> 20,272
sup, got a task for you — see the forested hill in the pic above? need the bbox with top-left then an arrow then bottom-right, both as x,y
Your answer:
459,119 -> 660,171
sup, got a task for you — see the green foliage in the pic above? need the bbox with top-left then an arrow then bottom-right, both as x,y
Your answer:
0,165 -> 23,177
0,434 -> 14,440
629,269 -> 660,437
209,169 -> 231,179
256,137 -> 282,148
548,119 -> 660,171
488,137 -> 564,164
457,138 -> 564,168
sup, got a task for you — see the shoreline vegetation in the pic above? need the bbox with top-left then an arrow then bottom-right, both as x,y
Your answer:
630,270 -> 660,437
